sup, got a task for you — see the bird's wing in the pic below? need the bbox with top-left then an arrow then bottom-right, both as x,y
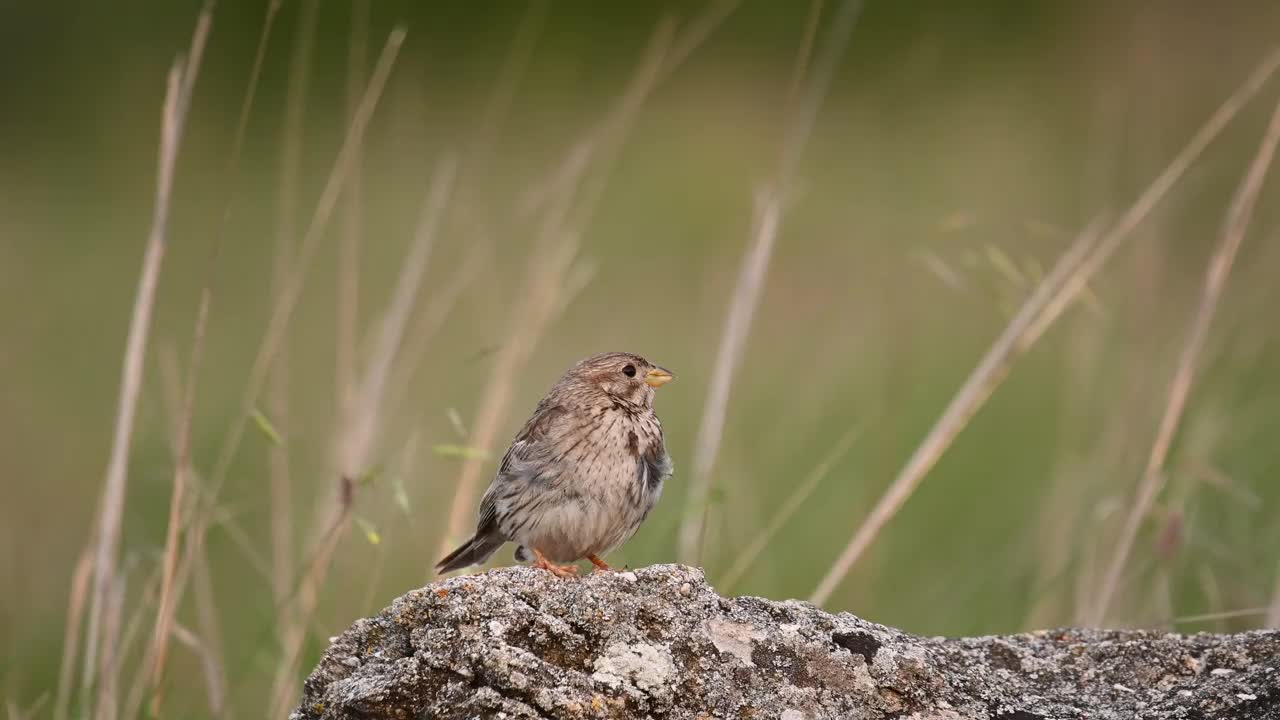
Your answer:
638,431 -> 674,491
497,399 -> 569,477
475,400 -> 570,531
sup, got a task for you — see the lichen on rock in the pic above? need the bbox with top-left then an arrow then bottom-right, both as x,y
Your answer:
291,564 -> 1280,719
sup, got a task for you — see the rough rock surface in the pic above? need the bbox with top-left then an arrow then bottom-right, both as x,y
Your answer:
291,564 -> 1280,719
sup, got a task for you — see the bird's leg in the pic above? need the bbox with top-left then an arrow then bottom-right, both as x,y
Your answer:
531,548 -> 579,578
586,553 -> 612,572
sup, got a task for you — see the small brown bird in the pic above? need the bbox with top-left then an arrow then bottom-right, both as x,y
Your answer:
435,352 -> 674,577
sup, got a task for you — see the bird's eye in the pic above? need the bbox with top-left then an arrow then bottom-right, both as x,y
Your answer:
622,364 -> 636,377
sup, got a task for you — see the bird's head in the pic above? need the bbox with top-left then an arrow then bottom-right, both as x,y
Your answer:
559,351 -> 673,410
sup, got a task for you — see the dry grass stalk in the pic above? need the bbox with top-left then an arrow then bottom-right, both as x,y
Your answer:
190,552 -> 228,717
1196,566 -> 1226,633
656,0 -> 742,82
163,351 -> 234,705
1170,606 -> 1271,627
809,219 -> 1103,606
161,36 -> 406,704
168,624 -> 213,671
1265,570 -> 1280,627
678,0 -> 864,564
1022,49 -> 1280,354
97,568 -> 128,720
785,0 -> 826,107
202,26 -> 406,503
83,8 -> 211,714
1088,91 -> 1280,626
148,344 -> 203,714
719,424 -> 861,592
359,428 -> 422,614
386,242 -> 490,420
430,5 -> 737,548
381,0 -> 543,443
121,353 -> 202,717
465,0 -> 547,184
565,17 -> 675,233
437,14 -> 685,563
261,27 -> 412,713
337,0 -> 370,416
340,160 -> 457,482
8,696 -> 48,720
266,510 -> 349,719
53,548 -> 92,720
514,0 -> 739,225
121,566 -> 175,720
271,0 -> 323,565
433,166 -> 588,562
809,48 -> 1280,608
680,191 -> 784,564
145,3 -> 285,712
269,160 -> 457,719
262,3 -> 320,711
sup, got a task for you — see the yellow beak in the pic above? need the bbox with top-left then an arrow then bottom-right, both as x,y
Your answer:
644,366 -> 674,388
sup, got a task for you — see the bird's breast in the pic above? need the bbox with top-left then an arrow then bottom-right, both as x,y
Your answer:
555,409 -> 659,495
505,407 -> 667,561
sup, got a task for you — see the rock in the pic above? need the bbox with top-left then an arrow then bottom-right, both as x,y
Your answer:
291,564 -> 1280,719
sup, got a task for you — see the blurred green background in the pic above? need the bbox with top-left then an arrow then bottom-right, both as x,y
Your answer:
4,0 -> 1280,716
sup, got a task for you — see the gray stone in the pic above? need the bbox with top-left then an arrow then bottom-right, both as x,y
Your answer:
291,564 -> 1280,719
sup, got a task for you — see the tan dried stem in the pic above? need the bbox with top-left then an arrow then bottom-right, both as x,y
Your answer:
808,220 -> 1104,606
437,14 -> 689,563
266,512 -> 348,718
127,25 -> 403,718
269,160 -> 457,718
120,564 -> 173,720
145,2 -> 284,713
657,0 -> 742,82
1266,568 -> 1280,628
466,0 -> 547,184
261,3 -> 319,707
53,547 -> 92,720
202,25 -> 406,508
191,551 -> 228,717
810,47 -> 1280,608
83,8 -> 211,715
386,241 -> 491,420
1169,606 -> 1271,627
169,34 -> 405,689
680,191 -> 784,564
719,424 -> 861,593
1088,90 -> 1280,626
434,164 -> 590,563
340,160 -> 457,481
139,347 -> 229,717
679,0 -> 865,564
337,0 -> 371,418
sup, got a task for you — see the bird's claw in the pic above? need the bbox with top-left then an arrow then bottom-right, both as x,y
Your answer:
539,561 -> 579,578
531,549 -> 579,578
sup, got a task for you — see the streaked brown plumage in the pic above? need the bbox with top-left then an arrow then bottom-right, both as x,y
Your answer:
435,352 -> 674,577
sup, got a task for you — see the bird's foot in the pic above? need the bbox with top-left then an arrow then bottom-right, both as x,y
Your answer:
531,549 -> 579,578
586,553 -> 612,572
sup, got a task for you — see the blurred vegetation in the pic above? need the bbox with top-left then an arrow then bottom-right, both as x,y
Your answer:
3,0 -> 1280,716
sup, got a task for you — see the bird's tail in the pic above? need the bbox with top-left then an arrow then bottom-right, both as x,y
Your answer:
434,532 -> 504,573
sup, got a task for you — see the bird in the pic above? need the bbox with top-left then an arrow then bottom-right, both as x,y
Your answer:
435,351 -> 675,578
